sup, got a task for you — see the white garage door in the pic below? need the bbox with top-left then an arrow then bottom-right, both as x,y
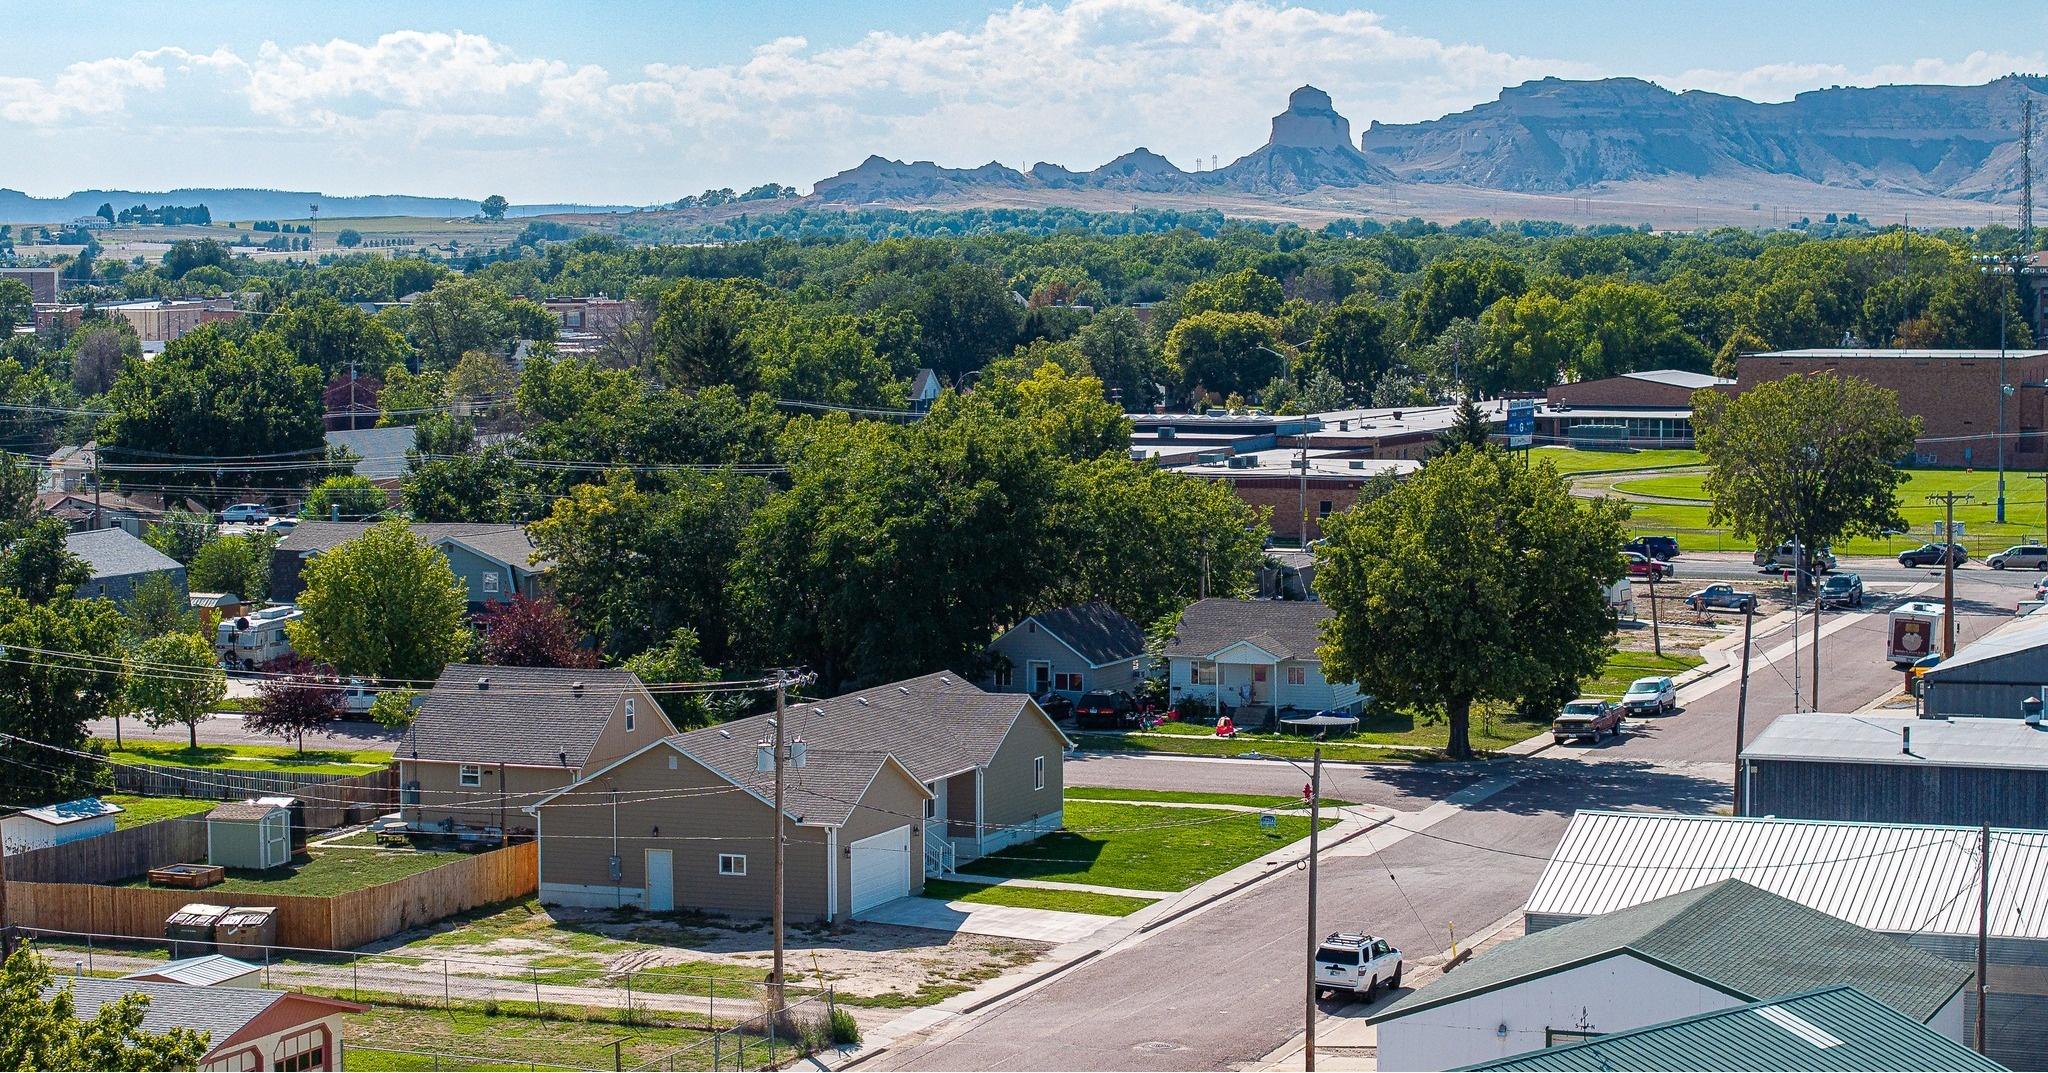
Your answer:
849,826 -> 912,916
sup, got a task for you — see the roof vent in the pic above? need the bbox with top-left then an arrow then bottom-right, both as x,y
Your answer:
570,680 -> 584,692
856,697 -> 870,706
476,676 -> 490,690
898,686 -> 911,695
2026,695 -> 2044,726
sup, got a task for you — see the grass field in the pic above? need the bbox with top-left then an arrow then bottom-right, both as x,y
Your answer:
103,740 -> 392,777
967,801 -> 1329,892
1063,787 -> 1357,809
101,794 -> 214,830
1603,467 -> 2048,555
1529,447 -> 1704,475
920,878 -> 1157,917
342,1000 -> 720,1071
1583,651 -> 1708,700
1073,732 -> 1424,763
118,846 -> 466,896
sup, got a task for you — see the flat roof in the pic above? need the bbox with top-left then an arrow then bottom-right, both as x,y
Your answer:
1176,451 -> 1419,479
10,797 -> 123,827
1920,608 -> 2048,678
1742,713 -> 2048,771
1750,348 -> 2048,360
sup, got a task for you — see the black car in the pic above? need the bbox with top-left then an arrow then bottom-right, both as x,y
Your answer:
1625,535 -> 1681,561
1899,543 -> 1968,568
1073,689 -> 1138,729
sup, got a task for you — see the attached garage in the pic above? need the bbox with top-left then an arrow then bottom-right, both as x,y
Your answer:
850,826 -> 912,915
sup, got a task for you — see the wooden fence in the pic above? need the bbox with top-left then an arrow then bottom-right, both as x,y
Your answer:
113,765 -> 397,831
4,841 -> 537,950
4,819 -> 209,884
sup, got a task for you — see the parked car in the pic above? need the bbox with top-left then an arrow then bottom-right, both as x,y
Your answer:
1073,689 -> 1138,729
1620,677 -> 1678,714
1818,572 -> 1865,608
264,516 -> 298,535
1988,544 -> 2048,570
1313,933 -> 1403,998
1552,698 -> 1622,745
1624,552 -> 1674,580
1624,535 -> 1681,561
1899,543 -> 1968,568
1034,692 -> 1074,721
1754,542 -> 1836,573
1685,584 -> 1758,613
2034,576 -> 2048,600
219,503 -> 271,523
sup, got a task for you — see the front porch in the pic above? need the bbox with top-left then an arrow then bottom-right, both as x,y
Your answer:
921,769 -> 1061,878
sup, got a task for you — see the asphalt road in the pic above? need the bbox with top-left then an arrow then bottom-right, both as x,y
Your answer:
1064,753 -> 1484,813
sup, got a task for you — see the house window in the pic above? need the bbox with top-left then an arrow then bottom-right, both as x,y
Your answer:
994,664 -> 1013,687
719,853 -> 747,876
481,570 -> 500,594
1319,500 -> 1334,518
1034,756 -> 1046,790
624,697 -> 636,731
1054,672 -> 1083,691
1287,667 -> 1306,686
459,765 -> 483,787
272,1028 -> 327,1072
1192,663 -> 1216,685
925,785 -> 938,819
1253,667 -> 1267,683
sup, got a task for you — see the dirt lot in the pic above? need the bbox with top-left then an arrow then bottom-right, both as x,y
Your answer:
384,898 -> 1048,1009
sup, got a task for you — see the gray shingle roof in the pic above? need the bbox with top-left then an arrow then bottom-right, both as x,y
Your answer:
206,801 -> 286,823
277,521 -> 547,571
1163,598 -> 1332,660
53,977 -> 281,1051
663,740 -> 903,827
402,664 -> 653,768
1024,603 -> 1147,666
1461,987 -> 2006,1072
1377,879 -> 1969,1025
63,528 -> 182,581
668,672 -> 1045,789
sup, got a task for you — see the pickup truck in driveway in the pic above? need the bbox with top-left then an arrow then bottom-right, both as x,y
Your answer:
1553,698 -> 1622,745
1314,933 -> 1403,998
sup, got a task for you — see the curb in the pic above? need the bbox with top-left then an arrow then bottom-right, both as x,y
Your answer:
957,947 -> 1103,1014
1139,811 -> 1394,934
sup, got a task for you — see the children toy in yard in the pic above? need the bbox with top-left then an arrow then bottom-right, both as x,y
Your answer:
1216,716 -> 1237,738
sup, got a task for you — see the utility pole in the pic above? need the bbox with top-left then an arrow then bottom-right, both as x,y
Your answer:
1303,746 -> 1323,1073
1790,537 -> 1801,712
1811,569 -> 1822,713
1647,574 -> 1661,657
90,447 -> 101,532
762,669 -> 814,1026
1977,822 -> 1991,1056
1734,604 -> 1755,815
1299,430 -> 1311,548
1930,493 -> 1973,657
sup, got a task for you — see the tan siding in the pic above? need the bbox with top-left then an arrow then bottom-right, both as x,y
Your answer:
835,764 -> 928,913
946,776 -> 978,840
982,712 -> 1065,831
402,759 -> 576,835
584,685 -> 679,768
535,745 -> 832,920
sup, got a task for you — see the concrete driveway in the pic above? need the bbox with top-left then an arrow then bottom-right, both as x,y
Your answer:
858,896 -> 1119,944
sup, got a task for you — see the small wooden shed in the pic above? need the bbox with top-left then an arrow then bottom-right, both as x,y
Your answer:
206,800 -> 292,871
0,796 -> 122,855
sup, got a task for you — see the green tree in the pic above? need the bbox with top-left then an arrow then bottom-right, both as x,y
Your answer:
1403,254 -> 1527,347
1179,268 -> 1285,318
287,520 -> 471,680
1432,397 -> 1493,455
336,228 -> 363,248
960,355 -> 1131,461
623,627 -> 732,728
0,942 -> 211,1071
1560,281 -> 1707,381
401,277 -> 519,371
1163,311 -> 1286,405
0,451 -> 40,539
653,278 -> 759,391
66,319 -> 140,396
1057,457 -> 1269,623
267,298 -> 409,377
161,238 -> 230,278
906,264 -> 1021,381
0,519 -> 91,602
124,571 -> 195,641
0,279 -> 31,335
1317,448 -> 1625,759
1304,300 -> 1395,401
127,630 -> 225,749
481,194 -> 510,220
187,532 -> 273,601
1692,374 -> 1921,589
0,594 -> 127,803
304,474 -> 385,520
1075,307 -> 1163,411
1473,291 -> 1572,394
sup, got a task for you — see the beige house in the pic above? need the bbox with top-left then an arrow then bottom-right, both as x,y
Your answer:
57,977 -> 364,1072
398,665 -> 676,840
528,672 -> 1071,920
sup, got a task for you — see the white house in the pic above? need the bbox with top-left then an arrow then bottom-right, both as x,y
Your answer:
1163,599 -> 1363,720
1,797 -> 123,855
1372,879 -> 1970,1072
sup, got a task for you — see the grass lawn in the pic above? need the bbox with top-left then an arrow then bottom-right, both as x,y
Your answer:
119,847 -> 467,896
968,801 -> 1329,892
103,740 -> 392,777
1073,731 -> 1425,763
1604,467 -> 2048,556
342,1000 -> 719,1072
1063,787 -> 1356,809
921,878 -> 1156,917
101,794 -> 214,830
1141,708 -> 1547,752
1529,447 -> 1703,475
1583,650 -> 1708,700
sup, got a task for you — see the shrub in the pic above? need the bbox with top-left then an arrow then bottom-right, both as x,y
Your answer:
369,687 -> 418,727
829,1006 -> 861,1046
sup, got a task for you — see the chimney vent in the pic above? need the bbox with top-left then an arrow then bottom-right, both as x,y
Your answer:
476,676 -> 489,690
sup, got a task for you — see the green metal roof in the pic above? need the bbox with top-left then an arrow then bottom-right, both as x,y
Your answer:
1460,986 -> 2007,1072
1374,879 -> 1969,1024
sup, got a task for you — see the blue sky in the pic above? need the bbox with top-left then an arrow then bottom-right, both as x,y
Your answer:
3,0 -> 2034,203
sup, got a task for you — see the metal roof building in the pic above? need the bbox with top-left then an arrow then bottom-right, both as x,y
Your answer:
1741,713 -> 2048,829
1460,987 -> 2006,1072
1921,611 -> 2048,720
1525,811 -> 2048,1067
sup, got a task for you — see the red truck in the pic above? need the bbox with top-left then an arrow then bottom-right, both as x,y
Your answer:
1552,698 -> 1622,745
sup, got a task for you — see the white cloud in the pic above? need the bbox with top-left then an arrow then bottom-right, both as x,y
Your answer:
0,2 -> 2026,200
1661,50 -> 2045,102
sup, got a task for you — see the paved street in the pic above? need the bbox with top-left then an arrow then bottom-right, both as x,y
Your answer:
877,564 -> 2039,1071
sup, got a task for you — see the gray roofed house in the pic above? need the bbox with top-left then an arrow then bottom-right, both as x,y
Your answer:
1164,598 -> 1363,721
1462,987 -> 2005,1073
269,520 -> 549,607
1739,712 -> 2048,828
1376,879 -> 1973,1071
54,977 -> 365,1070
65,527 -> 186,607
984,603 -> 1148,701
397,664 -> 678,838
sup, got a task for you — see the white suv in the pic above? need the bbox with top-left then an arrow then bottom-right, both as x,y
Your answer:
1313,933 -> 1403,998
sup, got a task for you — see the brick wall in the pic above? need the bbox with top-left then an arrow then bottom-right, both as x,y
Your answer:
1736,355 -> 2048,469
1214,476 -> 1368,543
1546,376 -> 1703,408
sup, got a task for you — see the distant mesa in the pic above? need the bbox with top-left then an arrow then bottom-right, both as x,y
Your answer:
1211,84 -> 1393,193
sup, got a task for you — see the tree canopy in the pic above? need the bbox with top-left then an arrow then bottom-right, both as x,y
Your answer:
287,520 -> 471,681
